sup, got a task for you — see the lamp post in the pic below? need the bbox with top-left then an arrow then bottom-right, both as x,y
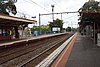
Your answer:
51,5 -> 54,22
32,16 -> 36,18
32,16 -> 37,25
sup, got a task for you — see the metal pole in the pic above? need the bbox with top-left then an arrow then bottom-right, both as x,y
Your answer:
94,22 -> 95,44
39,13 -> 41,35
61,13 -> 62,21
51,5 -> 54,22
32,16 -> 36,25
71,22 -> 73,32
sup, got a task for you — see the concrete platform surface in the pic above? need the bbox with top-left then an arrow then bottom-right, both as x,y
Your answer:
0,33 -> 67,46
66,35 -> 100,67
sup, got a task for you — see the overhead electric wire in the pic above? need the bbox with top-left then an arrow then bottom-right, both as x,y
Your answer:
23,0 -> 78,22
63,14 -> 77,21
22,0 -> 52,19
23,0 -> 50,12
52,0 -> 63,10
17,11 -> 34,18
51,0 -> 79,22
29,0 -> 50,12
24,0 -> 33,5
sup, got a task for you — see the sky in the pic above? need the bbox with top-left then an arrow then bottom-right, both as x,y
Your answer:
14,0 -> 100,28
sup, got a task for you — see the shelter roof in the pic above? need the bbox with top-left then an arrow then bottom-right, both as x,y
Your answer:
0,14 -> 37,26
79,12 -> 100,25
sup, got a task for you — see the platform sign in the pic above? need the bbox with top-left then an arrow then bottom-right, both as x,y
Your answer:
52,27 -> 60,33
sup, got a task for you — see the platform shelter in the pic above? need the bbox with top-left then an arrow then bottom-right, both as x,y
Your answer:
0,14 -> 37,40
79,12 -> 100,44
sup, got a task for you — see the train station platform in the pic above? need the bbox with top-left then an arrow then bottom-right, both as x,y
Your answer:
51,33 -> 100,67
0,33 -> 68,47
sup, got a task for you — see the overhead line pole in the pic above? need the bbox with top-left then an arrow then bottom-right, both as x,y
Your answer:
38,11 -> 78,35
51,5 -> 54,22
61,13 -> 62,21
39,13 -> 41,35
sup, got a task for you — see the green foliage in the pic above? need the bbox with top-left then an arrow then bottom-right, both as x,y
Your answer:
49,18 -> 63,32
66,27 -> 71,32
0,0 -> 17,15
66,27 -> 77,32
31,26 -> 40,31
79,0 -> 100,12
78,26 -> 81,32
31,25 -> 49,32
41,25 -> 49,31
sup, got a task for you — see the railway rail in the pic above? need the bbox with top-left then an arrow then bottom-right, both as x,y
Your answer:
0,33 -> 72,67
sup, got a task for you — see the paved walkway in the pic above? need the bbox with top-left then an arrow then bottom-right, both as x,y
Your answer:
66,34 -> 100,67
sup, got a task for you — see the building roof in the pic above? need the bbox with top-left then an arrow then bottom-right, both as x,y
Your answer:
0,14 -> 37,26
79,12 -> 100,25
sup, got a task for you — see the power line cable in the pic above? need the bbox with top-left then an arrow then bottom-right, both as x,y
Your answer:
17,11 -> 31,16
63,14 -> 77,21
16,11 -> 36,19
29,0 -> 50,12
22,0 -> 78,22
52,0 -> 63,10
24,0 -> 33,4
23,0 -> 50,12
21,0 -> 52,19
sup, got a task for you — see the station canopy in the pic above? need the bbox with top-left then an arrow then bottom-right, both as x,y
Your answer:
79,12 -> 100,25
0,14 -> 37,27
78,0 -> 100,25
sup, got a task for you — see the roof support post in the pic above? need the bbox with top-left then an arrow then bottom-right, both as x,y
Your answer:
93,22 -> 97,44
94,22 -> 95,44
14,26 -> 19,39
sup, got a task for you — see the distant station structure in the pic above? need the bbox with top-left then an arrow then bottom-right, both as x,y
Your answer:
78,0 -> 100,44
0,14 -> 37,40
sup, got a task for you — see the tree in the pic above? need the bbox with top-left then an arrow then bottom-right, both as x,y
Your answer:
31,25 -> 50,35
49,18 -> 63,32
0,0 -> 17,15
31,26 -> 40,31
66,27 -> 71,32
79,0 -> 100,12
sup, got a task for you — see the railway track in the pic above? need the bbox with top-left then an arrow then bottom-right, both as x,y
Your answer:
0,34 -> 72,67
